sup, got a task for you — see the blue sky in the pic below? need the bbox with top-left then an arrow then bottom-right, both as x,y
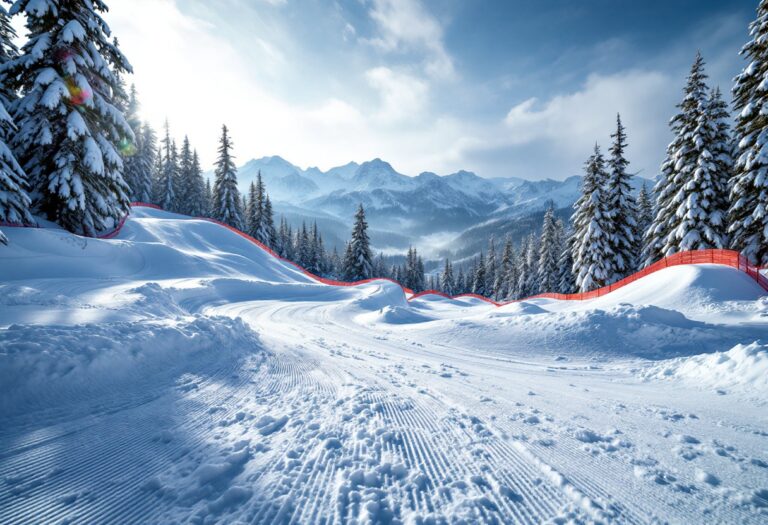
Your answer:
108,0 -> 755,180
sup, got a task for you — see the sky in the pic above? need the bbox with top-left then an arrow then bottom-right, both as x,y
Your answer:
99,0 -> 756,180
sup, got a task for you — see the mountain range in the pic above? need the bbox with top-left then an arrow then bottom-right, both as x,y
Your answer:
217,156 -> 653,261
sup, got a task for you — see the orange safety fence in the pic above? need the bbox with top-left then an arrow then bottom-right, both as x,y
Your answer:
3,202 -> 767,304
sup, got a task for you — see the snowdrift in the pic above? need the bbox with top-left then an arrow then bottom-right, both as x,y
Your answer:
642,341 -> 768,393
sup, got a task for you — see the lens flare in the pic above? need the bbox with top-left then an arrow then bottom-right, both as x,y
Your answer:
65,77 -> 92,106
118,137 -> 137,156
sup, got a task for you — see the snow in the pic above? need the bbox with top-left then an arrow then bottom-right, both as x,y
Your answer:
642,342 -> 768,393
0,206 -> 767,524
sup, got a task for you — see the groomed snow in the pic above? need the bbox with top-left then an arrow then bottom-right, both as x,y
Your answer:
1,207 -> 767,524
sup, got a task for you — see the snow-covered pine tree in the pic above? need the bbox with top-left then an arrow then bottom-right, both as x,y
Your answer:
730,3 -> 768,265
557,229 -> 576,294
128,122 -> 154,203
0,5 -> 18,105
606,114 -> 638,279
297,222 -> 311,268
537,206 -> 560,293
472,251 -> 486,296
635,183 -> 653,263
644,53 -> 729,265
455,267 -> 466,294
155,122 -> 174,210
263,195 -> 277,250
329,245 -> 341,278
204,178 -> 213,217
7,0 -> 133,235
708,87 -> 733,229
176,136 -> 194,215
308,222 -> 322,274
440,259 -> 455,295
373,252 -> 387,278
495,235 -> 514,300
0,6 -> 33,244
150,143 -> 163,205
417,255 -> 425,291
343,204 -> 373,281
571,145 -> 613,292
185,150 -> 207,217
121,85 -> 145,202
211,124 -> 243,229
277,216 -> 291,258
519,233 -> 540,296
245,181 -> 258,237
171,140 -> 186,212
485,237 -> 497,296
513,236 -> 528,299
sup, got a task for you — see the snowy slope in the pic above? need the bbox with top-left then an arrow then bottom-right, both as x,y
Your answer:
1,208 -> 767,524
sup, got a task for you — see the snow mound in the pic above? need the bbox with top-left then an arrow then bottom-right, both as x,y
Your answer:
642,342 -> 768,393
1,206 -> 314,285
358,305 -> 433,325
492,301 -> 548,316
0,315 -> 265,414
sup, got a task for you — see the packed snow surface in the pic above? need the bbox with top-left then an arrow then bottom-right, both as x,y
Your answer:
1,207 -> 767,524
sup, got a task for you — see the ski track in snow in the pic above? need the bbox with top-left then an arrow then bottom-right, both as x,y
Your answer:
1,208 -> 767,524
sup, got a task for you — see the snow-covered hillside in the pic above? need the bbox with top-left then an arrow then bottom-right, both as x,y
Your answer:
1,208 -> 767,524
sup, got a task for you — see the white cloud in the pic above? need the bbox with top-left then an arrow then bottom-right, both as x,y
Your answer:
365,66 -> 428,123
502,70 -> 675,177
365,0 -> 455,80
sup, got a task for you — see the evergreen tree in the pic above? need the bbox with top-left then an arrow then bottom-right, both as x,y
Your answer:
440,259 -> 455,295
635,183 -> 654,261
186,150 -> 207,217
120,84 -> 140,200
297,222 -> 311,268
120,85 -> 153,203
537,206 -> 560,292
455,267 -> 466,295
502,236 -> 520,300
519,233 -> 540,296
204,178 -> 213,217
0,7 -> 33,244
730,4 -> 768,265
263,195 -> 277,250
343,204 -> 373,280
495,235 -> 514,300
645,53 -> 729,265
373,252 -> 387,278
329,245 -> 341,278
308,222 -> 322,273
606,114 -> 638,279
176,136 -> 194,215
151,144 -> 163,206
485,237 -> 497,296
130,123 -> 155,203
245,181 -> 258,237
472,251 -> 486,296
246,171 -> 269,243
211,124 -> 243,229
0,5 -> 19,105
168,140 -> 181,212
558,230 -> 577,294
156,122 -> 175,211
571,145 -> 613,292
277,216 -> 292,258
7,0 -> 133,235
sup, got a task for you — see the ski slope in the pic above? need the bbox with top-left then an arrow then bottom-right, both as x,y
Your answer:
1,207 -> 767,524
